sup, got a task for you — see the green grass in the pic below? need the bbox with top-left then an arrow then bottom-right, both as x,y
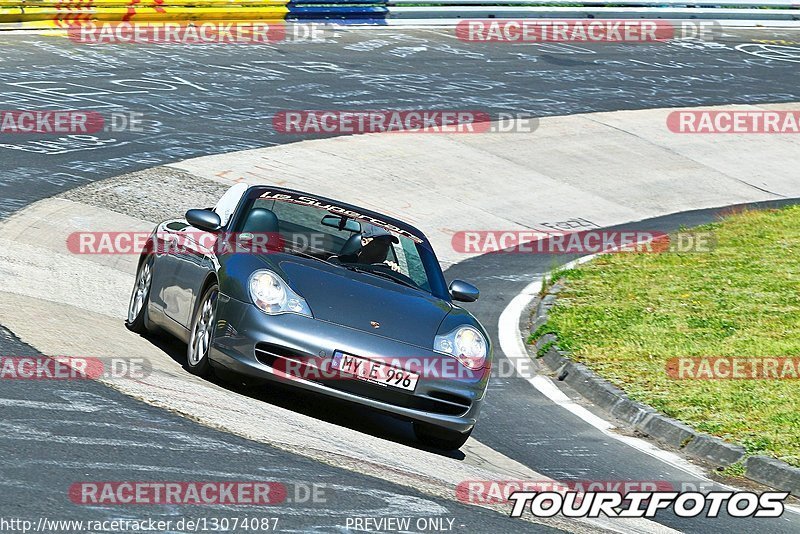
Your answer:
535,206 -> 800,467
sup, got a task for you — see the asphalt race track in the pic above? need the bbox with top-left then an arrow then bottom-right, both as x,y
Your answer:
0,324 -> 563,533
1,27 -> 800,533
2,29 -> 800,218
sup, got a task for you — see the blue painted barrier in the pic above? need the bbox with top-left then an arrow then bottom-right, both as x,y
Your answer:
287,1 -> 389,20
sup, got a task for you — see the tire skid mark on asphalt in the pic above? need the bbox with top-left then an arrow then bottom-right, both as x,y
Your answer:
0,293 -> 586,530
0,340 -> 489,531
0,462 -> 449,518
11,455 -> 457,518
0,419 -> 260,453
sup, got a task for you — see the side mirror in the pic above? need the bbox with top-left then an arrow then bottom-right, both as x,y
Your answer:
186,209 -> 222,232
321,214 -> 361,233
449,280 -> 479,302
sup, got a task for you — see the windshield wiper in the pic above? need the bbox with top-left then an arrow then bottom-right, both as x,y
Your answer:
342,264 -> 420,290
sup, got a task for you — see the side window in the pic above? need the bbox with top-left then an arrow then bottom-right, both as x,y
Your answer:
396,240 -> 430,291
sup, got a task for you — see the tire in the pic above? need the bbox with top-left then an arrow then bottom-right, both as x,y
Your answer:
187,283 -> 219,377
413,422 -> 472,451
125,255 -> 155,334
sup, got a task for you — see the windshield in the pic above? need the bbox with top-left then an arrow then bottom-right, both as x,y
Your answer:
232,193 -> 448,299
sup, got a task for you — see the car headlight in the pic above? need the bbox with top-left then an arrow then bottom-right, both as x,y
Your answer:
248,270 -> 312,317
434,326 -> 487,370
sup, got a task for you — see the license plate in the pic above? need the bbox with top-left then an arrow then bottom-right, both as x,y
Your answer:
332,352 -> 419,392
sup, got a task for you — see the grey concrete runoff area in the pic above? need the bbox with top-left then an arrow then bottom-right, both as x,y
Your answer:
1,26 -> 800,534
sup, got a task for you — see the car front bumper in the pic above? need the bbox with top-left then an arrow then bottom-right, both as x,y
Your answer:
209,295 -> 490,433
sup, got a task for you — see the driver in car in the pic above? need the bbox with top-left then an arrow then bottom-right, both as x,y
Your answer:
335,224 -> 401,272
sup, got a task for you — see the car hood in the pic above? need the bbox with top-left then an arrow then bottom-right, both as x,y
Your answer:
278,259 -> 452,348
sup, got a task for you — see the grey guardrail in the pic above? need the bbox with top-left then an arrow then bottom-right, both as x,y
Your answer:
4,0 -> 795,28
385,4 -> 800,21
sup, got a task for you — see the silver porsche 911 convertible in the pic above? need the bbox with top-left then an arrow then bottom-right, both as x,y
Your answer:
126,184 -> 492,449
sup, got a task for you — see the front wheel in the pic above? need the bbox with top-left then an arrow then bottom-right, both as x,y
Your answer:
413,422 -> 472,451
126,255 -> 155,334
187,283 -> 218,377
